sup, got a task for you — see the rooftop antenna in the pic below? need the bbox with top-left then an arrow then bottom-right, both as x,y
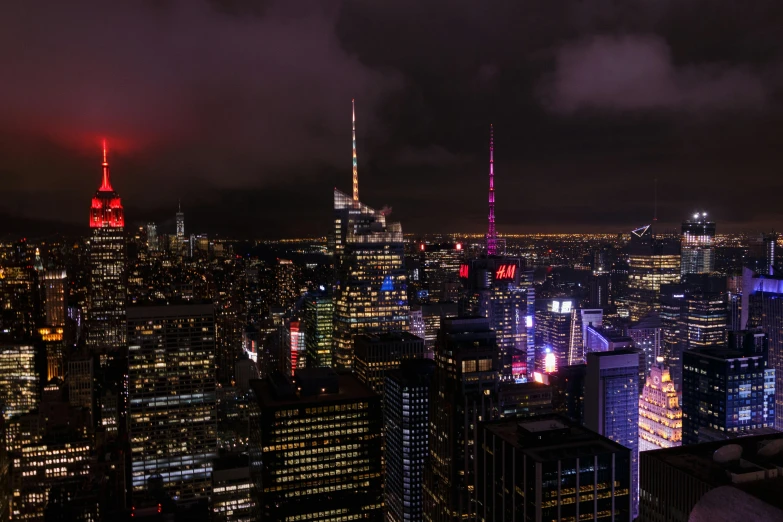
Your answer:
486,124 -> 497,255
352,99 -> 359,203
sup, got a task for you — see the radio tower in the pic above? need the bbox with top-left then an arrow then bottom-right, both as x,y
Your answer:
486,124 -> 497,255
352,98 -> 359,203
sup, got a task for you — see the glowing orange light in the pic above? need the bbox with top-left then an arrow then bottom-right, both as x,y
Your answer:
544,352 -> 557,373
420,244 -> 425,251
456,242 -> 463,250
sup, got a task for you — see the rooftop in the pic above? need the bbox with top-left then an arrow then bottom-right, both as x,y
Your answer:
251,371 -> 377,409
483,414 -> 629,462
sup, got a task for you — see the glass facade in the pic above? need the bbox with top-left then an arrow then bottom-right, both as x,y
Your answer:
250,372 -> 383,521
304,291 -> 333,368
127,303 -> 217,500
682,347 -> 774,445
585,350 -> 640,519
333,189 -> 409,370
680,216 -> 715,276
384,360 -> 433,522
627,225 -> 680,322
0,343 -> 38,419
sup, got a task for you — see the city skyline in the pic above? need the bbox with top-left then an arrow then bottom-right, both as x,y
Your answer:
2,2 -> 783,237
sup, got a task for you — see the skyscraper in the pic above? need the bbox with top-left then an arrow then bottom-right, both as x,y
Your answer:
354,332 -> 426,398
462,258 -> 533,380
681,212 -> 715,275
127,303 -> 217,501
535,298 -> 579,374
682,346 -> 774,445
0,343 -> 38,419
146,223 -> 159,252
742,267 -> 783,429
87,142 -> 126,355
384,359 -> 434,522
275,259 -> 297,310
627,225 -> 680,322
638,360 -> 682,451
176,200 -> 185,241
303,290 -> 333,368
585,350 -> 640,518
424,317 -> 499,521
250,369 -> 383,521
477,415 -> 633,522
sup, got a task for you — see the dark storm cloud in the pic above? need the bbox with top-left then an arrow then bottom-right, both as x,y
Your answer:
544,35 -> 770,114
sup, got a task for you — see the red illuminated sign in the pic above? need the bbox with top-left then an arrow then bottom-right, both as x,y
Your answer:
495,264 -> 517,280
459,264 -> 469,279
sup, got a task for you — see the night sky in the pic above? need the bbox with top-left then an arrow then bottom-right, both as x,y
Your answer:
1,0 -> 782,238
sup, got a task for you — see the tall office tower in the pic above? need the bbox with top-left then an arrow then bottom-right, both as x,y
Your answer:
627,225 -> 680,322
0,343 -> 38,419
384,359 -> 435,522
250,369 -> 383,521
211,454 -> 255,522
424,317 -> 500,521
43,269 -> 66,327
681,212 -> 716,275
640,433 -> 783,521
486,125 -> 498,255
127,303 -> 217,501
589,272 -> 611,308
146,223 -> 158,252
535,298 -> 578,373
332,189 -> 409,370
176,200 -> 185,240
628,313 -> 662,377
41,269 -> 67,380
763,232 -> 778,275
742,268 -> 783,429
638,359 -> 682,451
461,258 -> 532,380
87,142 -> 126,355
662,277 -> 729,387
354,332 -> 426,398
275,259 -> 297,309
682,346 -> 774,445
68,355 -> 94,425
420,242 -> 463,302
477,415 -> 633,522
283,319 -> 305,377
585,350 -> 640,518
304,291 -> 333,368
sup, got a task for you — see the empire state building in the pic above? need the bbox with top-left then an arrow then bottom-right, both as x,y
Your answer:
87,142 -> 126,354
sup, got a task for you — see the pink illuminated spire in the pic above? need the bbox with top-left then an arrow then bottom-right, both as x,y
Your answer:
486,124 -> 497,255
352,99 -> 359,203
99,140 -> 114,192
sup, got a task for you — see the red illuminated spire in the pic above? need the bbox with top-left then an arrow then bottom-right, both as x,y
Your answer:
100,140 -> 113,192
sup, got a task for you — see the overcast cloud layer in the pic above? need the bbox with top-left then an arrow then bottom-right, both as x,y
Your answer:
1,0 -> 782,236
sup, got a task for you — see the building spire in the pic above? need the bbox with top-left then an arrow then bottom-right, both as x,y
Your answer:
99,139 -> 113,192
486,124 -> 497,256
352,98 -> 359,203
